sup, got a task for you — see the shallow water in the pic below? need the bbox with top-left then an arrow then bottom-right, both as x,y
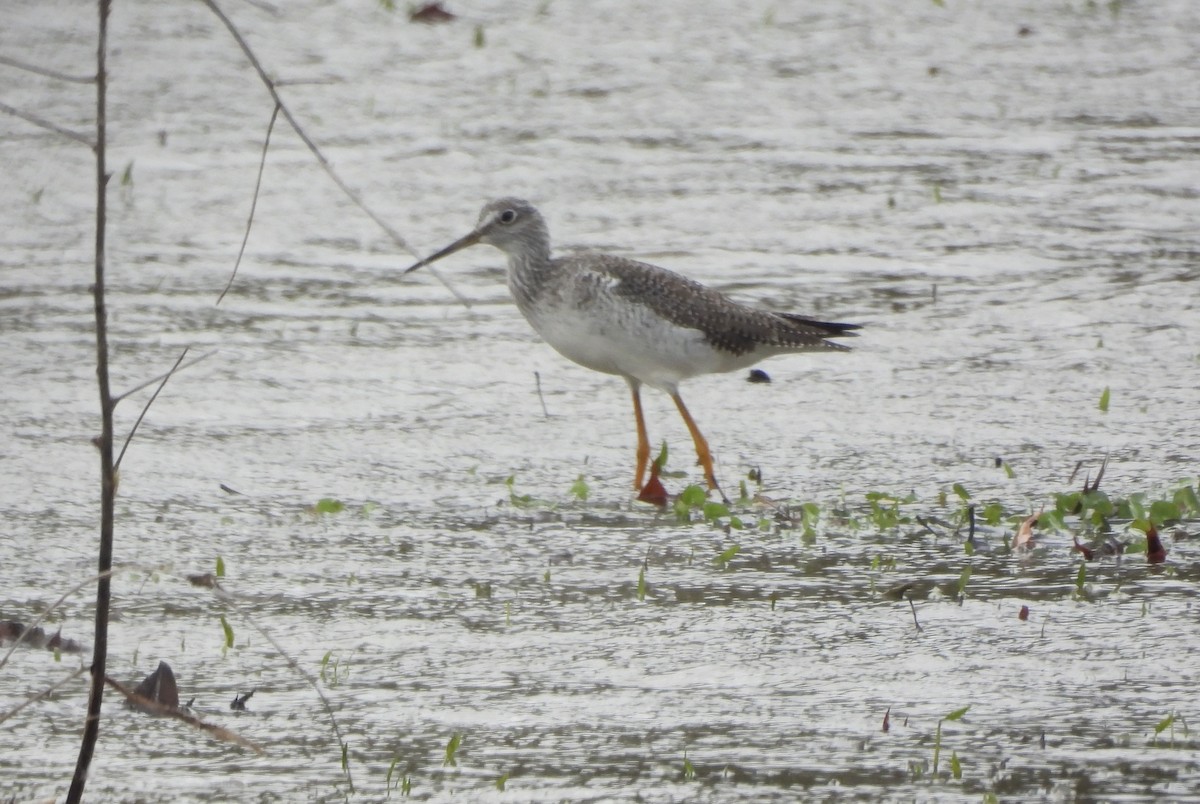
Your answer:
2,0 -> 1199,801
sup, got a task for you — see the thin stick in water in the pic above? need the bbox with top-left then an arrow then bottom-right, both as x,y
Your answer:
534,371 -> 550,417
908,597 -> 924,633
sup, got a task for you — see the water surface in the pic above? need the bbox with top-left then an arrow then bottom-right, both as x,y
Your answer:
2,0 -> 1199,801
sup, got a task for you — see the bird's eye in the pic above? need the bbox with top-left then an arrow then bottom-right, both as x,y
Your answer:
498,209 -> 518,224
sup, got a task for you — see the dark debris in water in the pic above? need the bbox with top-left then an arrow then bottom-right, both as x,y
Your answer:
409,2 -> 455,23
131,660 -> 180,711
231,689 -> 256,711
0,620 -> 84,654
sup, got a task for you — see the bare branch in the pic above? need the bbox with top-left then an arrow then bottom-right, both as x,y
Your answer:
0,666 -> 89,727
217,103 -> 279,305
204,579 -> 354,790
111,349 -> 216,404
114,345 -> 216,472
197,0 -> 472,308
0,54 -> 96,84
103,675 -> 265,754
0,100 -> 94,147
68,2 -> 114,796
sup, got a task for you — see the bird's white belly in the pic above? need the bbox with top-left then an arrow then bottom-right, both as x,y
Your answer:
527,304 -> 757,393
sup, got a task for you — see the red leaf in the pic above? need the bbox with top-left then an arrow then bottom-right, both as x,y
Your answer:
882,707 -> 890,733
637,463 -> 669,507
1019,605 -> 1030,621
1147,524 -> 1167,564
1072,536 -> 1094,561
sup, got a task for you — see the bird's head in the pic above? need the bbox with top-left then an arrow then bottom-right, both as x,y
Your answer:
404,197 -> 548,274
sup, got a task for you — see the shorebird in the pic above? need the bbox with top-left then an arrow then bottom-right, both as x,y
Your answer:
405,198 -> 859,499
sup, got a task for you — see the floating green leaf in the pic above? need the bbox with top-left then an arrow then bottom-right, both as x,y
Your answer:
702,501 -> 730,520
1099,386 -> 1110,412
219,615 -> 234,649
952,483 -> 970,501
505,475 -> 534,508
494,772 -> 508,791
1038,509 -> 1066,533
713,544 -> 741,566
215,556 -> 225,578
680,485 -> 707,507
1174,484 -> 1200,514
1150,499 -> 1181,526
569,475 -> 589,501
980,502 -> 1005,525
315,497 -> 345,514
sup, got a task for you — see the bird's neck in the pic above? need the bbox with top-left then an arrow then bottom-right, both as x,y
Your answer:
505,245 -> 553,313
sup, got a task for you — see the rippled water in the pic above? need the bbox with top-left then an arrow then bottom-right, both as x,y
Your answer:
3,0 -> 1199,801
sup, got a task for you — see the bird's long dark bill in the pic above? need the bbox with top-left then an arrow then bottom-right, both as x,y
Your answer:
404,229 -> 483,274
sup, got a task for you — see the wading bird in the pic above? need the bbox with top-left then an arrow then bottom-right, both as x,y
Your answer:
405,198 -> 858,499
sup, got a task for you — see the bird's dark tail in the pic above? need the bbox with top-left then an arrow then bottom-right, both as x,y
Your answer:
779,313 -> 861,338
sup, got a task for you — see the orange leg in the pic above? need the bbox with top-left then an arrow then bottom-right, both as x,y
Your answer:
671,392 -> 723,496
630,381 -> 651,491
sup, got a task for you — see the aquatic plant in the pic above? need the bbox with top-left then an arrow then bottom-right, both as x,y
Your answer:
385,757 -> 412,797
505,475 -> 537,509
219,615 -> 235,654
319,650 -> 351,688
931,705 -> 970,780
1150,712 -> 1191,748
713,544 -> 742,569
955,566 -> 972,602
864,490 -> 917,532
443,733 -> 463,767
